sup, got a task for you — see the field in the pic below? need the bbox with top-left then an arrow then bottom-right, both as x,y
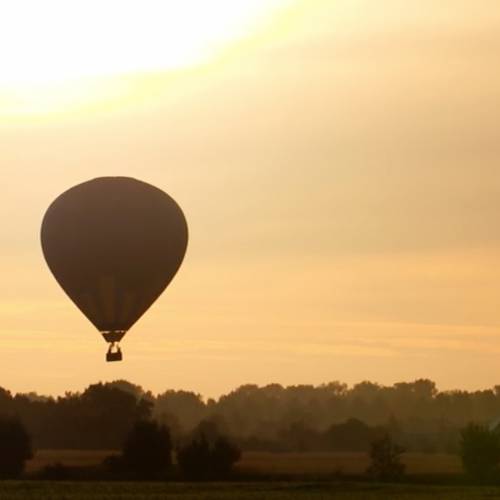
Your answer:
237,452 -> 462,477
26,450 -> 115,473
13,451 -> 491,499
26,450 -> 464,477
1,481 -> 499,500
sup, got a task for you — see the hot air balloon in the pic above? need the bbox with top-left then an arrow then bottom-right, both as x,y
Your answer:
41,177 -> 188,362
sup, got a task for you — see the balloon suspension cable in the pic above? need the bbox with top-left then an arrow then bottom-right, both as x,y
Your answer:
106,342 -> 123,362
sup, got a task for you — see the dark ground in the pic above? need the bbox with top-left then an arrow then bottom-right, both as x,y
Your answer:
1,482 -> 500,500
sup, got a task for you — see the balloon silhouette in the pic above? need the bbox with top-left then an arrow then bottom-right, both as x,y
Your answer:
41,177 -> 188,362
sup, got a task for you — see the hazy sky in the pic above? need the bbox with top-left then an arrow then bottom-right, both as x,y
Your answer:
1,0 -> 500,397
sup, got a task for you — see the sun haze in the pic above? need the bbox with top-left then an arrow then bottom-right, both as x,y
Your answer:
1,0 -> 292,84
0,0 -> 292,115
1,0 -> 500,398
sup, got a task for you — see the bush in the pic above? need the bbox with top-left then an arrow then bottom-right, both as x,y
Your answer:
0,415 -> 33,478
325,418 -> 386,452
177,433 -> 211,480
366,434 -> 405,481
120,420 -> 172,480
211,436 -> 242,478
460,423 -> 500,481
38,462 -> 70,480
177,422 -> 241,480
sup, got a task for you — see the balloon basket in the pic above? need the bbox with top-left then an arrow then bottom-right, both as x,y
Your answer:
106,343 -> 123,362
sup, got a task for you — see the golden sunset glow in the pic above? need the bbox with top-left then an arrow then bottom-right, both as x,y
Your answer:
0,0 -> 293,116
1,1 -> 292,84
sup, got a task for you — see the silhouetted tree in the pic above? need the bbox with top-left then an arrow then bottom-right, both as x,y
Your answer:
460,423 -> 500,481
39,383 -> 152,450
105,380 -> 146,400
211,436 -> 242,478
366,434 -> 405,482
278,420 -> 321,451
324,418 -> 385,452
120,420 -> 172,480
177,420 -> 241,480
155,390 -> 205,433
7,378 -> 500,454
38,462 -> 70,480
0,388 -> 13,409
177,433 -> 211,480
0,416 -> 33,478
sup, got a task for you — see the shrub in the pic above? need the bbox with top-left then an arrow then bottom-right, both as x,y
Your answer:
120,420 -> 172,480
211,436 -> 242,478
38,462 -> 70,480
0,415 -> 33,478
460,423 -> 500,481
177,433 -> 211,480
177,422 -> 241,480
366,434 -> 405,481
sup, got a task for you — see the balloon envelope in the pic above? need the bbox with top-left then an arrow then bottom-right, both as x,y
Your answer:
41,177 -> 188,339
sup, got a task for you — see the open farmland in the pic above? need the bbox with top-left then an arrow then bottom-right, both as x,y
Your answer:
26,450 -> 463,477
237,452 -> 463,477
25,450 -> 114,474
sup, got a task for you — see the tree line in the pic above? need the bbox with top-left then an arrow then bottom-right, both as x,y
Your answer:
2,379 -> 500,453
0,414 -> 241,480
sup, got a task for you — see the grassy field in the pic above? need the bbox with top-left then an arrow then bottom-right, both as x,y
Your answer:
15,451 -> 482,499
0,481 -> 498,500
26,450 -> 463,477
26,450 -> 115,473
237,452 -> 462,477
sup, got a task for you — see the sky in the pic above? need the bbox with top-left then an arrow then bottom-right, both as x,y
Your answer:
1,0 -> 500,398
